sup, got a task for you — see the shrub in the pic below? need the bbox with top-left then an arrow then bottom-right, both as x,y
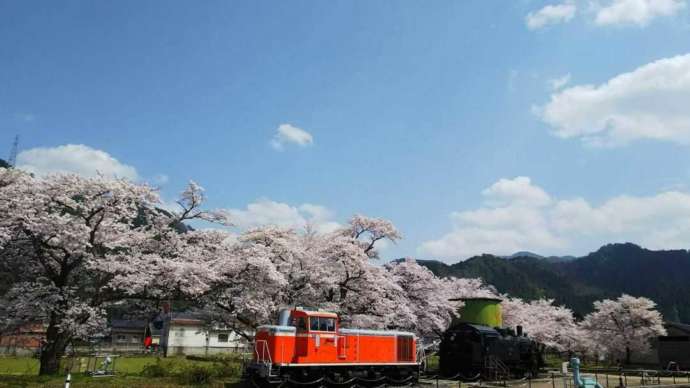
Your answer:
213,362 -> 241,378
141,359 -> 168,378
186,354 -> 243,363
185,355 -> 210,362
179,365 -> 214,385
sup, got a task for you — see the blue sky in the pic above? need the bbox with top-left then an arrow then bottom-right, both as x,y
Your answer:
3,0 -> 690,262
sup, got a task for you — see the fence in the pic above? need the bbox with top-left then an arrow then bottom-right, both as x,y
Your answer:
420,369 -> 690,388
569,368 -> 690,388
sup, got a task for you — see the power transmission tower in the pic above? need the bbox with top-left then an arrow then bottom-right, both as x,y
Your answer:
8,135 -> 19,167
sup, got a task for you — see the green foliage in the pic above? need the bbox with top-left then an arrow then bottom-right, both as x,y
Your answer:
424,354 -> 439,371
185,354 -> 243,363
127,355 -> 240,382
186,354 -> 217,362
0,357 -> 39,375
140,358 -> 169,378
214,362 -> 241,378
0,355 -> 242,387
178,364 -> 214,385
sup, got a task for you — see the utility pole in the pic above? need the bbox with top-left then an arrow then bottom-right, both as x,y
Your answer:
7,135 -> 19,167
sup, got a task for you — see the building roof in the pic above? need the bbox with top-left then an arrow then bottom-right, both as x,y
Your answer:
339,328 -> 416,337
0,321 -> 46,334
301,311 -> 338,318
171,318 -> 204,326
111,319 -> 147,330
292,307 -> 338,317
110,319 -> 164,336
167,312 -> 205,325
665,321 -> 690,336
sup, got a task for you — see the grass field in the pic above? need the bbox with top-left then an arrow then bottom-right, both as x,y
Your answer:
4,355 -> 690,388
0,355 -> 244,387
0,358 -> 39,376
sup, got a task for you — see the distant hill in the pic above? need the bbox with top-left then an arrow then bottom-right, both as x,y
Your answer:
504,251 -> 575,263
417,243 -> 690,322
505,251 -> 544,259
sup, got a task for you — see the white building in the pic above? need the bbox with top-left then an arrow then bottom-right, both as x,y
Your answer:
160,313 -> 249,356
